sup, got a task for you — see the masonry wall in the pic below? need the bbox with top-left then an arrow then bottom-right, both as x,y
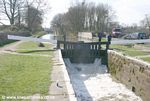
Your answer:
108,50 -> 150,101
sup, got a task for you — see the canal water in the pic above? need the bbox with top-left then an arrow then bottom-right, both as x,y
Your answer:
64,58 -> 142,101
41,34 -> 57,44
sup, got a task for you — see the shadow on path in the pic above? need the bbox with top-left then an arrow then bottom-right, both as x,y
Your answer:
18,49 -> 55,53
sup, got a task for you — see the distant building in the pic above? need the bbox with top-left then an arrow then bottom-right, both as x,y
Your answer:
78,32 -> 92,39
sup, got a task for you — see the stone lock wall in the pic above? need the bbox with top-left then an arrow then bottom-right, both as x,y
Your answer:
108,50 -> 150,101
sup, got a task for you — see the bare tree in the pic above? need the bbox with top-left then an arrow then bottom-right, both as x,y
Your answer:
51,14 -> 66,35
145,15 -> 150,37
24,0 -> 49,33
0,0 -> 24,25
25,5 -> 43,33
86,3 -> 95,31
140,15 -> 150,37
65,2 -> 87,33
51,2 -> 115,36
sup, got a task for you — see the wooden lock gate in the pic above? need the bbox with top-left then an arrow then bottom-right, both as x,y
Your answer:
57,39 -> 111,65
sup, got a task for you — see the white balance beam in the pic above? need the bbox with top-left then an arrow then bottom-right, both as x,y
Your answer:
111,39 -> 150,44
8,35 -> 57,44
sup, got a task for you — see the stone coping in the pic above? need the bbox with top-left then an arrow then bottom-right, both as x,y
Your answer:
58,49 -> 77,101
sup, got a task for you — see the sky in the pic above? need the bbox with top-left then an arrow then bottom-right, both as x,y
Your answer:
1,0 -> 150,27
42,0 -> 70,28
42,0 -> 150,28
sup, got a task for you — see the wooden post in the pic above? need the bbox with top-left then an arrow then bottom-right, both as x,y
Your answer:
106,34 -> 112,50
106,34 -> 112,72
98,32 -> 103,50
57,41 -> 60,49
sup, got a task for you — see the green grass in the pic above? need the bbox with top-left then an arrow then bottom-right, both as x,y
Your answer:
141,57 -> 150,62
0,54 -> 52,97
124,50 -> 148,56
17,41 -> 51,50
0,41 -> 54,100
16,41 -> 53,55
110,44 -> 150,63
32,31 -> 47,37
110,44 -> 149,56
93,37 -> 107,42
140,44 -> 150,48
16,49 -> 54,55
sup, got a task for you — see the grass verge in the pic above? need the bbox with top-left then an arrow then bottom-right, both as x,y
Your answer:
16,41 -> 53,55
140,57 -> 150,62
0,41 -> 54,100
110,44 -> 150,63
110,44 -> 149,56
16,41 -> 51,50
0,54 -> 52,96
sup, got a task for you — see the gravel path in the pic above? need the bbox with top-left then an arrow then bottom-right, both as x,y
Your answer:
0,41 -> 24,53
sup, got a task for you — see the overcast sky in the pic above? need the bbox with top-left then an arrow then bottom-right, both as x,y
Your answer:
42,0 -> 150,28
1,0 -> 150,27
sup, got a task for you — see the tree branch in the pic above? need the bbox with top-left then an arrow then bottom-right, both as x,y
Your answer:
0,21 -> 6,25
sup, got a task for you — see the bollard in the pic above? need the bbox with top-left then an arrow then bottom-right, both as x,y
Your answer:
106,34 -> 112,50
98,32 -> 103,49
